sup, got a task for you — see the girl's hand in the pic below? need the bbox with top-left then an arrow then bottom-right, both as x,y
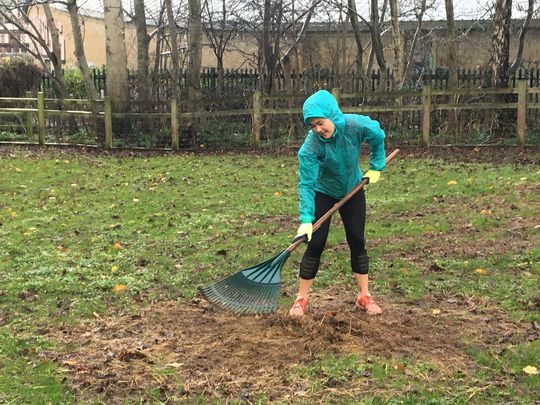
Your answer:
362,170 -> 381,184
295,223 -> 313,242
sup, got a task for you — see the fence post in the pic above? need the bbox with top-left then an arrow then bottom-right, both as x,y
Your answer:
517,79 -> 527,147
252,90 -> 261,147
331,87 -> 341,104
171,98 -> 179,150
422,84 -> 432,147
104,96 -> 113,149
37,91 -> 45,145
25,91 -> 33,139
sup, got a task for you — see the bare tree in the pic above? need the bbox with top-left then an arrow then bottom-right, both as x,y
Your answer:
187,0 -> 202,98
164,0 -> 181,98
510,0 -> 535,73
103,0 -> 129,111
388,0 -> 404,84
132,0 -> 150,107
145,5 -> 167,102
369,0 -> 387,73
490,0 -> 512,88
445,0 -> 458,134
0,1 -> 68,97
347,0 -> 364,78
66,0 -> 99,101
444,0 -> 458,86
400,0 -> 428,88
232,0 -> 321,94
42,2 -> 67,98
202,0 -> 242,94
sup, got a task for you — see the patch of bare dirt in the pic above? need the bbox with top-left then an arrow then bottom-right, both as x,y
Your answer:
45,291 -> 534,403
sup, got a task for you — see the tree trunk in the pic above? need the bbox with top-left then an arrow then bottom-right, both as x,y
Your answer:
510,0 -> 534,74
262,0 -> 284,94
369,0 -> 388,90
103,0 -> 129,111
67,0 -> 99,101
43,3 -> 67,99
104,0 -> 129,140
133,0 -> 150,109
369,0 -> 387,73
187,0 -> 202,99
489,0 -> 513,137
217,54 -> 225,94
400,0 -> 426,88
151,32 -> 162,102
389,0 -> 404,85
164,0 -> 180,99
490,0 -> 512,88
445,0 -> 459,135
347,0 -> 364,80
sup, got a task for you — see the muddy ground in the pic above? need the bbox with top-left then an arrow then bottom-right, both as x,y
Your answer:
46,293 -> 538,403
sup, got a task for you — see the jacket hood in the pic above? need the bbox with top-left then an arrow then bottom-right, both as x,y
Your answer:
302,90 -> 346,140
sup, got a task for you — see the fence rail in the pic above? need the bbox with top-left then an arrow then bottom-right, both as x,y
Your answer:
1,80 -> 538,149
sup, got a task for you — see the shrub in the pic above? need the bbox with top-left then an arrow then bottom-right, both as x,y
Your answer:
0,58 -> 43,97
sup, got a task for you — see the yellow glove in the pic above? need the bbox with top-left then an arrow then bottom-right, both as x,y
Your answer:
362,170 -> 381,185
295,223 -> 313,242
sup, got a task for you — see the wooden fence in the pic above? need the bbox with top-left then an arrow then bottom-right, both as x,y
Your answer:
1,80 -> 539,149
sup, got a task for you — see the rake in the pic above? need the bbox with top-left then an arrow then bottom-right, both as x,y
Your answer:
200,149 -> 400,314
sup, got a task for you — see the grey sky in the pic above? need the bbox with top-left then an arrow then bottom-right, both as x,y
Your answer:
74,0 -> 535,21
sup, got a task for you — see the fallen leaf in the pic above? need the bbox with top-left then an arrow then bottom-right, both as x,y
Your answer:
432,309 -> 441,315
475,268 -> 488,276
114,242 -> 122,250
522,366 -> 538,375
480,209 -> 491,216
166,362 -> 184,368
274,191 -> 282,197
447,180 -> 458,185
111,265 -> 118,273
112,284 -> 128,293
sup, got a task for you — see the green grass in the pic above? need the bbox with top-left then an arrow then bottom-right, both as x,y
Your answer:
0,150 -> 538,403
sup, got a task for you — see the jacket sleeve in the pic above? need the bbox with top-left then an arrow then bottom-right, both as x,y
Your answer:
357,115 -> 386,171
297,134 -> 320,223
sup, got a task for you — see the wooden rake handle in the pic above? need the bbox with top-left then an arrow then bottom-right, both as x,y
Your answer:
286,148 -> 400,253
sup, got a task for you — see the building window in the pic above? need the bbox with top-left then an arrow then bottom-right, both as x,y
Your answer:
19,33 -> 29,45
0,33 -> 10,44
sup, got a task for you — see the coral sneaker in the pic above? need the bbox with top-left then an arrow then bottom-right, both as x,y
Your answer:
356,294 -> 382,315
289,297 -> 308,316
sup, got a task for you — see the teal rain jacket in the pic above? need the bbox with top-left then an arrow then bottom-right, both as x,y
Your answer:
298,90 -> 386,223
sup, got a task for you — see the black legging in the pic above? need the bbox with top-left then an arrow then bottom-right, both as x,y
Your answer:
299,190 -> 369,280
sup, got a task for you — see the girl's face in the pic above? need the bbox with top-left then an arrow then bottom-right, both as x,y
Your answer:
309,117 -> 335,139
